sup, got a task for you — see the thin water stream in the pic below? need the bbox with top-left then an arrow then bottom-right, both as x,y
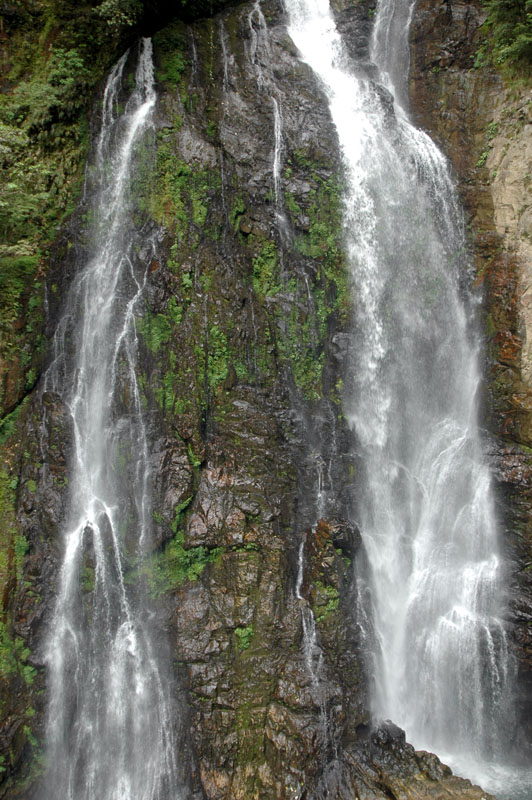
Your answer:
282,0 -> 529,796
42,40 -> 181,800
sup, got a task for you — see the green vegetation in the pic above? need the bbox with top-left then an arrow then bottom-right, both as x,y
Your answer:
234,625 -> 254,651
0,469 -> 24,591
0,465 -> 36,727
137,528 -> 221,598
150,140 -> 216,238
207,325 -> 229,390
0,1 -> 132,419
206,120 -> 218,139
252,241 -> 280,299
477,0 -> 532,70
81,565 -> 95,593
186,442 -> 202,469
477,121 -> 501,168
0,401 -> 28,448
0,623 -> 37,691
137,298 -> 183,355
313,581 -> 340,623
230,197 -> 246,231
246,150 -> 349,401
152,21 -> 188,85
95,0 -> 143,34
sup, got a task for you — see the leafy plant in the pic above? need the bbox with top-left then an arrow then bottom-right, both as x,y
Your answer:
478,0 -> 532,69
207,325 -> 229,390
234,626 -> 254,651
0,622 -> 37,687
252,241 -> 280,298
153,22 -> 188,85
139,530 -> 221,598
94,0 -> 143,34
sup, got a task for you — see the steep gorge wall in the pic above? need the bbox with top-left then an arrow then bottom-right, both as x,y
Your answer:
0,0 -> 530,798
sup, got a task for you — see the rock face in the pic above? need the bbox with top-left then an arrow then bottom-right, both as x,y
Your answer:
0,0 -> 529,798
410,0 -> 532,760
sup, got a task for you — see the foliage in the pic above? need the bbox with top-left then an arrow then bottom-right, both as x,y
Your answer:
0,256 -> 37,314
234,626 -> 254,651
252,241 -> 280,299
262,151 -> 348,401
141,529 -> 221,598
0,1 -> 126,419
230,196 -> 246,231
0,622 -> 36,689
138,298 -> 183,355
94,0 -> 143,34
187,443 -> 202,469
207,325 -> 229,390
152,22 -> 188,85
81,565 -> 95,593
0,469 -> 17,595
478,0 -> 532,69
150,140 -> 214,236
313,581 -> 339,623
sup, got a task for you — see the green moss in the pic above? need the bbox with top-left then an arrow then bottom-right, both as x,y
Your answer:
263,153 -> 349,400
294,176 -> 342,263
0,256 -> 39,306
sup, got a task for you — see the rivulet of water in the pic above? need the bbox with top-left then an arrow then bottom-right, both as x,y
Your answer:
282,0 -> 527,795
41,39 -> 182,800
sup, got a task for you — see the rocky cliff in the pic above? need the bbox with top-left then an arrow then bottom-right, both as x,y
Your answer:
0,0 -> 529,798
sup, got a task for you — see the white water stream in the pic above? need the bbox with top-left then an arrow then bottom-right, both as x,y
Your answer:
282,0 -> 530,795
42,40 -> 181,800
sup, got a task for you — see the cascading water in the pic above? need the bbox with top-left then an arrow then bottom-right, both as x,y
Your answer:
42,40 -> 181,800
282,0 -> 529,795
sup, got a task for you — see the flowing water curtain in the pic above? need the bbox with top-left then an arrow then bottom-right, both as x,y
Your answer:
282,0 -> 515,790
42,39 -> 181,800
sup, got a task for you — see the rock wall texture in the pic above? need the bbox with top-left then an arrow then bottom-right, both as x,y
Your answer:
410,0 -> 532,760
0,0 -> 529,798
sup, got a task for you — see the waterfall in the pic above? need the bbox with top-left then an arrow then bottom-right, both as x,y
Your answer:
282,0 -> 521,794
295,542 -> 327,732
42,39 -> 181,800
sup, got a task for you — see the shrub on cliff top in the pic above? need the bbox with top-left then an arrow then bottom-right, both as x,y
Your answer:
480,0 -> 532,69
